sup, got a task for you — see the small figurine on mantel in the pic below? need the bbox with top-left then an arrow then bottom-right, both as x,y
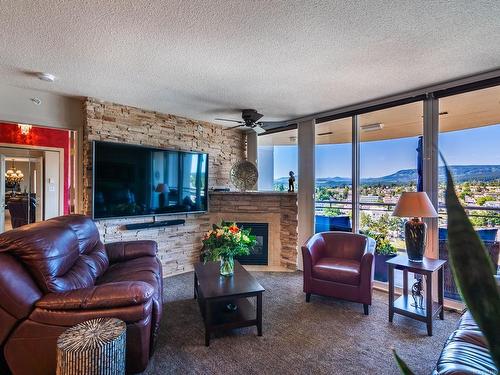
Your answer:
288,171 -> 295,192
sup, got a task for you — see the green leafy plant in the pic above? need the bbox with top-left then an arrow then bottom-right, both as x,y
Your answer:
323,207 -> 342,217
393,348 -> 414,375
394,160 -> 500,371
361,212 -> 403,236
363,230 -> 397,255
201,221 -> 257,261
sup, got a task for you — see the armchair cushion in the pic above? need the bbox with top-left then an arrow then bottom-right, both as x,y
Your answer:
105,240 -> 158,263
35,281 -> 154,310
312,257 -> 361,285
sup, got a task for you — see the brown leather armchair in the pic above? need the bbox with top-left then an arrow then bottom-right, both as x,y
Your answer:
302,231 -> 376,315
0,215 -> 163,375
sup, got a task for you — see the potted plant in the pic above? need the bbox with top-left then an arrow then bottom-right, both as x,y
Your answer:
366,231 -> 398,282
201,221 -> 257,276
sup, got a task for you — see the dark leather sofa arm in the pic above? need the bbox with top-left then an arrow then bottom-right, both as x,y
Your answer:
105,240 -> 158,263
36,281 -> 154,310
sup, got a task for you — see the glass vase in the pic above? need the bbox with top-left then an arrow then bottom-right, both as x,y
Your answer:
220,256 -> 234,277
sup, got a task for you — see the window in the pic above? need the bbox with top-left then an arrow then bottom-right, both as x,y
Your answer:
257,129 -> 298,191
256,79 -> 500,299
438,86 -> 500,300
359,102 -> 423,252
314,117 -> 352,233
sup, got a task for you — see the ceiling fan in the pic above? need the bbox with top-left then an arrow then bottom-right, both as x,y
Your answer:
215,109 -> 285,135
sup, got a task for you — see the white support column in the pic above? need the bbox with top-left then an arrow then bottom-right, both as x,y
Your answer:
246,131 -> 258,166
297,119 -> 315,270
423,94 -> 439,259
246,131 -> 258,190
352,115 -> 360,233
257,146 -> 274,191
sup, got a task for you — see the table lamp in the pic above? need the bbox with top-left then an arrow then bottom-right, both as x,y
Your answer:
393,192 -> 438,262
155,183 -> 169,208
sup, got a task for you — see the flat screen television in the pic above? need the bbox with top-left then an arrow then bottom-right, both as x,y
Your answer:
92,141 -> 209,219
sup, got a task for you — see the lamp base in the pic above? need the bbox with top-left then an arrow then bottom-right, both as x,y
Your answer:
405,218 -> 427,262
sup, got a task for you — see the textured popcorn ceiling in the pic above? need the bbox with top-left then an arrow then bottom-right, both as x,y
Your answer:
1,1 -> 499,124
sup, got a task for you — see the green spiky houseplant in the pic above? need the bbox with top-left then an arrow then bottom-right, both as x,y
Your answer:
393,162 -> 500,374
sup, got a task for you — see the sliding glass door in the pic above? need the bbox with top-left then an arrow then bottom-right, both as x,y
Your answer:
438,85 -> 500,300
314,117 -> 352,233
359,102 -> 423,253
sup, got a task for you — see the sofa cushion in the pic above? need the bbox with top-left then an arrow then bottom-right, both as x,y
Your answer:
0,215 -> 108,293
312,257 -> 361,285
434,330 -> 496,374
434,311 -> 497,374
50,215 -> 109,280
36,281 -> 154,310
98,257 -> 160,296
105,240 -> 158,263
29,299 -> 153,326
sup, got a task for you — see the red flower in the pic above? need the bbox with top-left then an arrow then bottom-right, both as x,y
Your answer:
228,225 -> 239,234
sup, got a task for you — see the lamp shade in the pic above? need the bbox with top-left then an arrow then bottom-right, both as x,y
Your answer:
393,192 -> 438,218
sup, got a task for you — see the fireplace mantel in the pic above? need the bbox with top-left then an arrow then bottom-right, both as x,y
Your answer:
209,191 -> 298,271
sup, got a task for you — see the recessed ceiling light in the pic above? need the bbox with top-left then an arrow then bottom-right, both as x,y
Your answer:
36,72 -> 56,82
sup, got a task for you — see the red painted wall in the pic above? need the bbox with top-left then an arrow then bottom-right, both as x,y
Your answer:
0,123 -> 70,214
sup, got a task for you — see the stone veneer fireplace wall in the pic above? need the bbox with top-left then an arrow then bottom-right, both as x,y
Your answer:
83,98 -> 247,276
209,192 -> 298,270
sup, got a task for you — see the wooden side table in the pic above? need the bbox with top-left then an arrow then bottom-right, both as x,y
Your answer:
387,254 -> 446,336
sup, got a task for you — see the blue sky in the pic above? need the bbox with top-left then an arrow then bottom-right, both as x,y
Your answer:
271,124 -> 500,179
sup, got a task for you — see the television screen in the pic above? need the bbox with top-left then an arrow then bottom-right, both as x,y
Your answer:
92,141 -> 208,219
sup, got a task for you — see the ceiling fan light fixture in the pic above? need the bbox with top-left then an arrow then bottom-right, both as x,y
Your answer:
253,126 -> 266,135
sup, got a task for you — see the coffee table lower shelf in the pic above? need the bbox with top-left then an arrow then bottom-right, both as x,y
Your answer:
196,294 -> 263,346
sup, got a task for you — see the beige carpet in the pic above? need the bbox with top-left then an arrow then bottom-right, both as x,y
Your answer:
143,271 -> 459,374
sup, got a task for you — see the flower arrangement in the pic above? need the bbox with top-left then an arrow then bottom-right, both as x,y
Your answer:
202,221 -> 257,276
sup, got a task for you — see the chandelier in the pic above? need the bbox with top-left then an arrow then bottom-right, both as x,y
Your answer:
5,160 -> 24,186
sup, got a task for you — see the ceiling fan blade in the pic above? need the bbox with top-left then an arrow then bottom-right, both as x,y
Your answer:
252,125 -> 266,135
258,121 -> 289,131
224,124 -> 245,130
214,118 -> 243,124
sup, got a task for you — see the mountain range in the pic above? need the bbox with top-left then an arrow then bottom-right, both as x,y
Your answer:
275,165 -> 500,187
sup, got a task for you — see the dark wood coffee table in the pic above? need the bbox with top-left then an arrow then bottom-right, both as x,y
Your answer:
194,260 -> 265,346
387,254 -> 446,336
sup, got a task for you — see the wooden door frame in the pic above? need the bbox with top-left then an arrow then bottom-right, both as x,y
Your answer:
0,143 -> 65,216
